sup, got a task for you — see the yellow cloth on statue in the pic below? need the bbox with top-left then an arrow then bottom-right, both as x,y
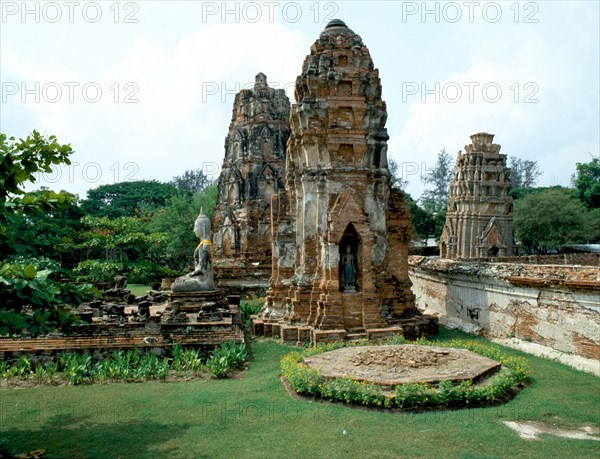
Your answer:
196,239 -> 213,259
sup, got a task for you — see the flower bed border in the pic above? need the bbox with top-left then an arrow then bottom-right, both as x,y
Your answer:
280,337 -> 530,410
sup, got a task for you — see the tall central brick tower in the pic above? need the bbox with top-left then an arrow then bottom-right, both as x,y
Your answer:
256,19 -> 436,343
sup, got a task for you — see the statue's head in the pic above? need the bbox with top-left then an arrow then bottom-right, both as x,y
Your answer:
194,208 -> 211,240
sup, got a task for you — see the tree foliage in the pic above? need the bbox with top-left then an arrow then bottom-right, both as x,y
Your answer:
0,131 -> 72,201
388,158 -> 408,191
420,148 -> 453,216
73,215 -> 174,284
572,157 -> 600,209
170,168 -> 215,194
0,263 -> 98,337
509,157 -> 542,189
150,185 -> 218,271
405,194 -> 435,243
80,180 -> 178,219
419,149 -> 453,241
590,208 -> 600,243
0,132 -> 77,235
513,187 -> 594,253
0,131 -> 97,337
1,188 -> 83,265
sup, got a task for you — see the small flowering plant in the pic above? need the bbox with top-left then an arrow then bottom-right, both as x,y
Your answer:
280,338 -> 530,410
240,291 -> 266,321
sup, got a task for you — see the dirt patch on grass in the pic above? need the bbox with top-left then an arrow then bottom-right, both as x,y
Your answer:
503,420 -> 600,441
303,344 -> 501,387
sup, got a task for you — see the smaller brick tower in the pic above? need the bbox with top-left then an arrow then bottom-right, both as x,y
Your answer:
440,132 -> 514,259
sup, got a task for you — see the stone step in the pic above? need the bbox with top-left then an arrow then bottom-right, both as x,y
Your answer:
345,332 -> 367,341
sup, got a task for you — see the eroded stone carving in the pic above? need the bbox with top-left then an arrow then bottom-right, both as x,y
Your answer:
256,19 -> 436,343
212,73 -> 291,267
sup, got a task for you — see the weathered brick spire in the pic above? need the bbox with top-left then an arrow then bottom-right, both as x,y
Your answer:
258,20 -> 436,343
212,74 -> 291,283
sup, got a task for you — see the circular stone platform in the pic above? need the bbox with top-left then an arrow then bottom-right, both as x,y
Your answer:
302,345 -> 501,388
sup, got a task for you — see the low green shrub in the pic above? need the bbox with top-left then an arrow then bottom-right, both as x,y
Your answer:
0,262 -> 99,337
170,344 -> 204,374
205,355 -> 229,379
73,259 -> 178,286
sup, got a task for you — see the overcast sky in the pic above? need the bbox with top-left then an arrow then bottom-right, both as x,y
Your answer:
1,1 -> 598,200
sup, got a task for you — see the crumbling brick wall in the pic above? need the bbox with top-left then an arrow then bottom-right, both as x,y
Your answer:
409,256 -> 600,360
471,253 -> 599,266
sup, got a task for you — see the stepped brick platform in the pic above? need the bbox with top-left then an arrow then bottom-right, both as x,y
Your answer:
0,311 -> 243,363
214,262 -> 270,297
253,315 -> 437,344
303,344 -> 501,389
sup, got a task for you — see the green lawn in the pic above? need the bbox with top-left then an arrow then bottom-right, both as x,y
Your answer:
127,284 -> 151,297
1,329 -> 599,458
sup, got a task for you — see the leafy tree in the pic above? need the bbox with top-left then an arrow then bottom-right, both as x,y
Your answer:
510,185 -> 569,201
193,184 -> 218,221
73,215 -> 173,284
513,187 -> 594,253
0,131 -> 97,337
388,158 -> 408,190
80,180 -> 178,219
509,157 -> 542,189
572,157 -> 600,209
420,149 -> 453,240
150,185 -> 218,271
420,149 -> 453,215
170,168 -> 215,194
0,132 -> 77,237
404,194 -> 435,243
0,263 -> 97,337
387,158 -> 438,242
1,188 -> 83,266
590,208 -> 600,243
508,187 -> 536,201
0,131 -> 72,203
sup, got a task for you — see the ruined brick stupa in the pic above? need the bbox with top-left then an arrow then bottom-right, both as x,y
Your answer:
212,73 -> 291,289
440,133 -> 514,259
254,19 -> 436,343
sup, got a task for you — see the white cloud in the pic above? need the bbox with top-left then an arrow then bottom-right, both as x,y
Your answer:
391,26 -> 596,198
2,1 -> 598,202
6,19 -> 307,196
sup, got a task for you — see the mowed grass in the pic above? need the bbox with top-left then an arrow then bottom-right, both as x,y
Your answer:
127,284 -> 152,297
1,329 -> 599,459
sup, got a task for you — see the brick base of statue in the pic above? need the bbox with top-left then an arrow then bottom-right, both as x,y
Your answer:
162,290 -> 232,323
213,262 -> 270,297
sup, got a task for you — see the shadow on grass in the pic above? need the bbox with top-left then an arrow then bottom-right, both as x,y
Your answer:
0,412 -> 198,458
